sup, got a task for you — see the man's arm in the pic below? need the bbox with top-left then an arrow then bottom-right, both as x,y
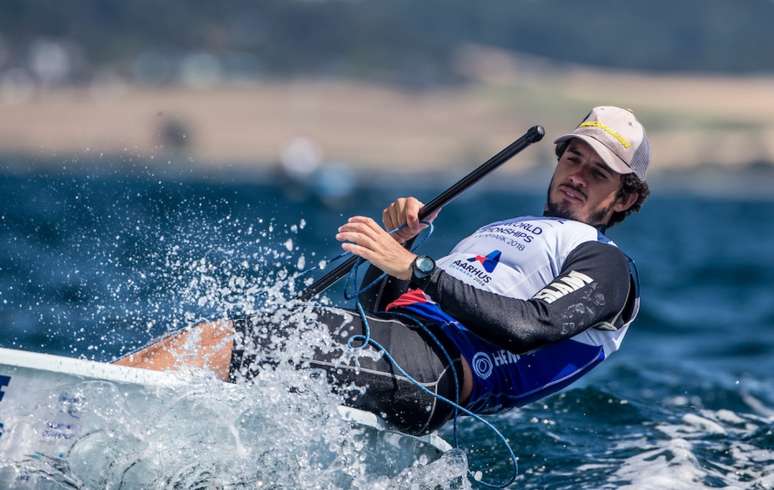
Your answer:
424,241 -> 632,354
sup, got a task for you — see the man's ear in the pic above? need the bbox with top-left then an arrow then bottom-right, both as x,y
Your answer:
613,191 -> 639,213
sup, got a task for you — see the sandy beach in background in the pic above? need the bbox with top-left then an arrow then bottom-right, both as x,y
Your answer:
2,49 -> 773,174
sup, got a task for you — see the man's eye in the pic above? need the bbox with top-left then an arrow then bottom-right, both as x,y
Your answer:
593,171 -> 608,180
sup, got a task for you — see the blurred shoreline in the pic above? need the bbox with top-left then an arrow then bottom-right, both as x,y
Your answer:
2,49 -> 774,180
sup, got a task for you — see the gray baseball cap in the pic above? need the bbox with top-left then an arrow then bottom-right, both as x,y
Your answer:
554,106 -> 650,181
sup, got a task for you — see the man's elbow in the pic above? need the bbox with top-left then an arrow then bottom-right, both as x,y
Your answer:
498,319 -> 562,354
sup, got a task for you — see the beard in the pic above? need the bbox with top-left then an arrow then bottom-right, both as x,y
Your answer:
544,176 -> 612,228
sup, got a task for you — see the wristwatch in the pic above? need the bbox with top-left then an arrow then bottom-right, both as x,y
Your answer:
409,255 -> 436,290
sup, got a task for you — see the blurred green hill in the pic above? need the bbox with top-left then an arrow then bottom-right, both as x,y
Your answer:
2,0 -> 774,85
3,0 -> 774,176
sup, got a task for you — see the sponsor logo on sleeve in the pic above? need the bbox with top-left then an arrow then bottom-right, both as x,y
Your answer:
472,350 -> 521,379
534,271 -> 594,304
472,352 -> 494,379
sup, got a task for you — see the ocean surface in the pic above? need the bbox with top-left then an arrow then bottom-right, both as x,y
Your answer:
0,167 -> 772,489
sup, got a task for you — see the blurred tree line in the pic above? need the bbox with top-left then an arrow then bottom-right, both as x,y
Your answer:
1,0 -> 773,86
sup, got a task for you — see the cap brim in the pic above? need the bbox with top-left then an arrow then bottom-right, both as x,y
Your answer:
554,134 -> 634,176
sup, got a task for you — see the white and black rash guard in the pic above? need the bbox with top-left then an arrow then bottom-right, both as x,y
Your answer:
363,216 -> 640,413
424,238 -> 632,354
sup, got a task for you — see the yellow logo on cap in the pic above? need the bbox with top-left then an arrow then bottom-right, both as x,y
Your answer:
579,121 -> 632,149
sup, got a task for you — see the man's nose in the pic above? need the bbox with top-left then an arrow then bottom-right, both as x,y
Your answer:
568,171 -> 586,188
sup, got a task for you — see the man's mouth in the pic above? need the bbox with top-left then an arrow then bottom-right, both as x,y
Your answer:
558,184 -> 586,203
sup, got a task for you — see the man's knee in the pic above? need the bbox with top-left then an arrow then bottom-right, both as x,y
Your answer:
196,319 -> 235,347
114,319 -> 236,380
192,320 -> 235,380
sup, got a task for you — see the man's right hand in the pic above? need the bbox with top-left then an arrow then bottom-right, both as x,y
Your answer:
382,197 -> 441,244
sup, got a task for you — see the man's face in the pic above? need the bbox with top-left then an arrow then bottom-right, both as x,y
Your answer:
545,139 -> 633,227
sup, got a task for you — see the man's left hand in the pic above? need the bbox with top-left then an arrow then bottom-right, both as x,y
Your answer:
336,216 -> 416,280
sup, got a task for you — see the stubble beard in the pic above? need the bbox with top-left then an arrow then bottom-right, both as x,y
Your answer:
544,177 -> 611,227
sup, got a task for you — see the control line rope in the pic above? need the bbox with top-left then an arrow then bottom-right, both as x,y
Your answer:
308,222 -> 519,488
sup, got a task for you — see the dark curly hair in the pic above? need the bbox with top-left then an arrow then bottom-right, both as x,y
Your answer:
606,173 -> 650,228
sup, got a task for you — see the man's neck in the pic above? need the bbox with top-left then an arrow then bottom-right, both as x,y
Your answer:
541,210 -> 608,232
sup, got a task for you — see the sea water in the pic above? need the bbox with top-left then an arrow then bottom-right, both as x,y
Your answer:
0,168 -> 772,488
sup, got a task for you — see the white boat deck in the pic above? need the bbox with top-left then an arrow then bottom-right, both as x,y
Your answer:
0,347 -> 451,452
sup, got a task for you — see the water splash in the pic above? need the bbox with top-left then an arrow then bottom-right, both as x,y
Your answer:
0,367 -> 463,488
0,186 -> 466,488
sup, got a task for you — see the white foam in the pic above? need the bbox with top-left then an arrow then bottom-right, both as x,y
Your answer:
606,406 -> 774,489
680,413 -> 726,435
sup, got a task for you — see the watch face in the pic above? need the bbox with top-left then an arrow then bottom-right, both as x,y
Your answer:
415,256 -> 435,274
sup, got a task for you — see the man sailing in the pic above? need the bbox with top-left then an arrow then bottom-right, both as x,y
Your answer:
117,106 -> 650,435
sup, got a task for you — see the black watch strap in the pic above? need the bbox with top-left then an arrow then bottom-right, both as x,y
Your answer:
409,255 -> 436,290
